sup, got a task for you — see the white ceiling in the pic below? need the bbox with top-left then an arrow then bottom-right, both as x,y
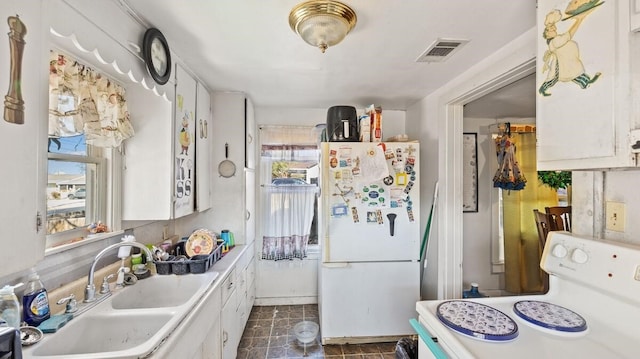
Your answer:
464,74 -> 536,119
124,0 -> 536,112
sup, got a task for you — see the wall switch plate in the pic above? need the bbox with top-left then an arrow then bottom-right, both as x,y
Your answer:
606,201 -> 625,232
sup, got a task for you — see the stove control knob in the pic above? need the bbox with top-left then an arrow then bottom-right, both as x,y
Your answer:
552,244 -> 568,258
571,248 -> 589,264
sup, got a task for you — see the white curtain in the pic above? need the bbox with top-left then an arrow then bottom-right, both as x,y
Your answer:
260,125 -> 319,260
261,185 -> 317,260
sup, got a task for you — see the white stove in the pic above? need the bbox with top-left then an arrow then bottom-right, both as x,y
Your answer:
415,232 -> 640,358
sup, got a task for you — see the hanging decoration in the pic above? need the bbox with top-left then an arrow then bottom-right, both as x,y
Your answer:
48,50 -> 134,147
492,123 -> 526,191
4,15 -> 26,124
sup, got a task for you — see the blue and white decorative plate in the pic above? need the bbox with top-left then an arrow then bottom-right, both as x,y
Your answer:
513,300 -> 587,332
436,301 -> 519,341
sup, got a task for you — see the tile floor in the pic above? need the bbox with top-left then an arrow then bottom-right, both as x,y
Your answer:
237,304 -> 398,358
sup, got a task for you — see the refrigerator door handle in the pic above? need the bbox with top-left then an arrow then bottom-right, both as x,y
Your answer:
322,262 -> 350,268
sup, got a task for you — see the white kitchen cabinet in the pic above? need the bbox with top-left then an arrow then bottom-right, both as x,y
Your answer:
0,2 -> 47,277
536,0 -> 640,170
245,98 -> 256,170
201,307 -> 222,358
173,64 -> 197,218
211,92 -> 256,244
222,284 -> 239,359
238,243 -> 255,336
217,245 -> 255,358
123,63 -> 206,220
196,82 -> 212,212
245,169 -> 256,245
246,257 -> 256,316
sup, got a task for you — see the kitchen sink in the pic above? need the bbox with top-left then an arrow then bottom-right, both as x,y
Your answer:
110,271 -> 219,309
31,311 -> 173,357
24,270 -> 221,358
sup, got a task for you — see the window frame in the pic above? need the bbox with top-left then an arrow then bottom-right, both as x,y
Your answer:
45,146 -> 110,249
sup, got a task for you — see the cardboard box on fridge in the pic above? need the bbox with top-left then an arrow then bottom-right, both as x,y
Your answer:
367,105 -> 382,142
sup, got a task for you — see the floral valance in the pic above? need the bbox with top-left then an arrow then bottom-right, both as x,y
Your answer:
48,50 -> 134,147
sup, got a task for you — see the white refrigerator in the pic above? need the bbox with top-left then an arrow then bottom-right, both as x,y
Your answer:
318,141 -> 420,344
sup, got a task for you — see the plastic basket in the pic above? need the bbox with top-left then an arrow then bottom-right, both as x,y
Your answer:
155,245 -> 222,275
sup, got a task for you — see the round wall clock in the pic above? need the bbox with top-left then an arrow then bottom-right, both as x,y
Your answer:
142,28 -> 171,85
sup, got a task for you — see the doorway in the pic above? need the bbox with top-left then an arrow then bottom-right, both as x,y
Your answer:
461,74 -> 557,297
434,32 -> 537,299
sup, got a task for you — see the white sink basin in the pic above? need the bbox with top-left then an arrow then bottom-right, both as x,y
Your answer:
24,271 -> 220,358
32,312 -> 173,357
110,271 -> 219,309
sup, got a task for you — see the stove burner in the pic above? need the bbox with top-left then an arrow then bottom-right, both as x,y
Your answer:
513,301 -> 587,333
436,300 -> 518,342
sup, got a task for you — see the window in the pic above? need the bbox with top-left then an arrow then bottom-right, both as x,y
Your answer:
259,126 -> 320,247
46,135 -> 105,247
46,50 -> 131,249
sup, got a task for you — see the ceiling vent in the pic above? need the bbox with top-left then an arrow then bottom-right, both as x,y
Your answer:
416,38 -> 469,63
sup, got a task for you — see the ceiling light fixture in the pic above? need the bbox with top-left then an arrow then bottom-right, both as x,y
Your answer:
289,0 -> 357,53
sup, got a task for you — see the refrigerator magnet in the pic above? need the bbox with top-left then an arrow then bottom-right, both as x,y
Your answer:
351,207 -> 360,223
376,210 -> 384,224
331,203 -> 348,217
396,172 -> 408,186
407,208 -> 415,222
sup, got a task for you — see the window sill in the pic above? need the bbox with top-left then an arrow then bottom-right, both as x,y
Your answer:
45,230 -> 125,256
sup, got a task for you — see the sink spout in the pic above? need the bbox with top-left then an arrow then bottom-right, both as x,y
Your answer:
84,241 -> 154,303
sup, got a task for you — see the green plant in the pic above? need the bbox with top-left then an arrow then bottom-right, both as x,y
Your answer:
537,171 -> 572,190
272,161 -> 290,179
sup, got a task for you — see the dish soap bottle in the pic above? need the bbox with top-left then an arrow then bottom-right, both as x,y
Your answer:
0,282 -> 22,329
462,283 -> 485,299
22,268 -> 50,327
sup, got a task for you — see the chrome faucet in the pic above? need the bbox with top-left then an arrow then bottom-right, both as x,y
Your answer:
84,241 -> 154,303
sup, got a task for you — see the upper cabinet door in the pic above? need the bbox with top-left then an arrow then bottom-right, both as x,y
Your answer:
0,3 -> 46,277
174,64 -> 197,218
196,82 -> 211,212
245,98 -> 256,170
536,0 -> 639,170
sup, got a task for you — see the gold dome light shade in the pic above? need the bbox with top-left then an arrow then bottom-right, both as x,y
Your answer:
289,0 -> 357,53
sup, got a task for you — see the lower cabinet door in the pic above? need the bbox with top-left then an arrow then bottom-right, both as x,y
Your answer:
202,315 -> 222,359
222,290 -> 239,359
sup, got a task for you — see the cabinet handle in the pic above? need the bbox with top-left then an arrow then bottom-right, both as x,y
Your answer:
246,210 -> 251,221
228,281 -> 234,290
223,331 -> 228,345
247,133 -> 253,144
199,119 -> 204,139
204,120 -> 208,139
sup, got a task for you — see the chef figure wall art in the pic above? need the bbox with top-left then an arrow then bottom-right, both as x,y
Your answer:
538,0 -> 603,96
536,0 -> 620,164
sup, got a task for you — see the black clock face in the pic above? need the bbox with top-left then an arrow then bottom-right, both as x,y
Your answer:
143,28 -> 171,85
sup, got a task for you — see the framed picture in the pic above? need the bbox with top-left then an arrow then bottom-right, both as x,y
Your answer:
463,133 -> 478,212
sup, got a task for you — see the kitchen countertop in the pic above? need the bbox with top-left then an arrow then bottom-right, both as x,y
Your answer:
21,243 -> 252,358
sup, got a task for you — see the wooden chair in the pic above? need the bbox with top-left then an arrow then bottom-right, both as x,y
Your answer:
533,209 -> 551,250
533,209 -> 551,293
545,206 -> 572,232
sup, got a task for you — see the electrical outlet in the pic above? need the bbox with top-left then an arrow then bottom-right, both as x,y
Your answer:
606,201 -> 625,232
